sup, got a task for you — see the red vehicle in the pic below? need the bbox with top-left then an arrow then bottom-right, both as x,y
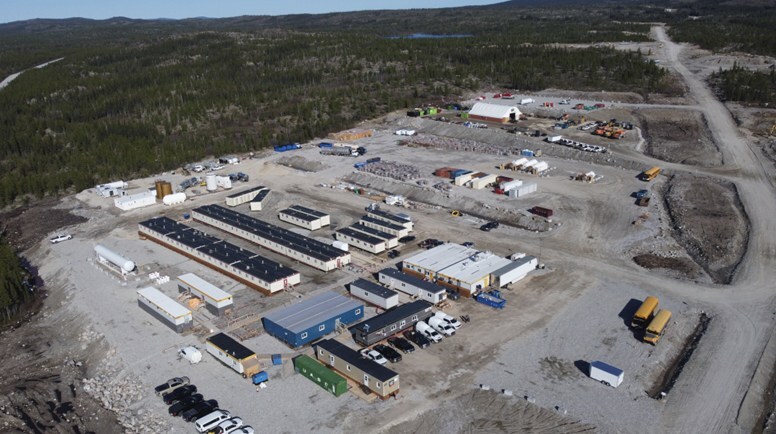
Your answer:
493,93 -> 502,98
502,93 -> 514,99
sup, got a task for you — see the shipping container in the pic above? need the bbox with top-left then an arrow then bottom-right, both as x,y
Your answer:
294,355 -> 348,397
521,149 -> 535,157
530,206 -> 554,218
318,142 -> 334,148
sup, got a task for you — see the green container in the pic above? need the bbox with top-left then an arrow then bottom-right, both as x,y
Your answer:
294,355 -> 348,397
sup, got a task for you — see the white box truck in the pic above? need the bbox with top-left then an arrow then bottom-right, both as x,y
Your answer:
589,360 -> 624,388
520,98 -> 535,105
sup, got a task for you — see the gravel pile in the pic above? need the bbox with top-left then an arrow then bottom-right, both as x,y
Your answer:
357,160 -> 423,181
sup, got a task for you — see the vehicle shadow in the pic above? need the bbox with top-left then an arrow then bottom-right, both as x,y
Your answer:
619,298 -> 644,340
573,360 -> 589,376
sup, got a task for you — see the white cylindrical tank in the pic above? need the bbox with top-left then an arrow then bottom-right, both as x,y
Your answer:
162,192 -> 187,206
94,244 -> 135,272
206,174 -> 217,191
101,180 -> 127,189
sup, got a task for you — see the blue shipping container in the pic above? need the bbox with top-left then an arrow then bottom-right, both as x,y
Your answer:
252,371 -> 269,384
521,149 -> 535,157
451,169 -> 469,178
354,162 -> 366,169
319,142 -> 334,148
271,354 -> 283,365
366,157 -> 381,164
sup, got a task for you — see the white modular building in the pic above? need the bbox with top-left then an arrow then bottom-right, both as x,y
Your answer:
359,215 -> 410,238
470,173 -> 498,190
96,180 -> 128,197
349,223 -> 399,248
136,286 -> 193,333
335,228 -> 386,254
289,205 -> 330,226
279,208 -> 324,231
454,172 -> 475,186
492,255 -> 538,287
250,189 -> 271,211
508,182 -> 538,198
114,190 -> 156,211
177,273 -> 234,316
349,278 -> 399,310
500,179 -> 523,192
225,186 -> 266,207
378,268 -> 447,304
367,209 -> 413,231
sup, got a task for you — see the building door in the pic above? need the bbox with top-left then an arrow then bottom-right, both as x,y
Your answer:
510,112 -> 516,121
363,374 -> 370,387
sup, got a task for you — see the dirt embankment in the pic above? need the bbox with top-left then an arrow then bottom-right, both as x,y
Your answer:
635,109 -> 722,167
0,198 -> 88,251
662,174 -> 750,284
384,388 -> 595,434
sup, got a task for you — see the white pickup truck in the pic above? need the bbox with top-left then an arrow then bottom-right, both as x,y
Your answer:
416,321 -> 443,343
434,311 -> 462,330
428,316 -> 456,336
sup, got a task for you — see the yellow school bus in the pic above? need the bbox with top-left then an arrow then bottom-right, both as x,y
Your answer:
641,167 -> 661,181
631,296 -> 659,328
643,310 -> 672,345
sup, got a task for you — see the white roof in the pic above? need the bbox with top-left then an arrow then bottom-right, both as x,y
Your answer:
402,243 -> 476,273
177,273 -> 232,302
137,287 -> 192,319
437,251 -> 511,284
469,102 -> 521,119
115,189 -> 155,204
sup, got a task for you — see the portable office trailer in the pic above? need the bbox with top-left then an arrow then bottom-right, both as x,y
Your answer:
205,333 -> 261,378
294,355 -> 348,397
348,279 -> 399,309
249,189 -> 271,211
454,172 -> 475,186
225,186 -> 266,207
470,174 -> 498,190
492,256 -> 538,287
279,208 -> 323,230
358,216 -> 410,238
349,300 -> 434,346
367,209 -> 414,231
289,205 -> 330,226
377,268 -> 447,304
136,287 -> 193,333
500,179 -> 523,192
315,339 -> 399,399
508,182 -> 538,198
349,224 -> 399,248
335,228 -> 386,254
177,273 -> 233,316
262,291 -> 364,348
114,190 -> 156,211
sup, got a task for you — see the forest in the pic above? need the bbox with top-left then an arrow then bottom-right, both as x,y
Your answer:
710,64 -> 776,106
0,235 -> 30,323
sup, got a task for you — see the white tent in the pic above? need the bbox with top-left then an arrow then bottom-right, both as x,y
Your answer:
468,103 -> 521,122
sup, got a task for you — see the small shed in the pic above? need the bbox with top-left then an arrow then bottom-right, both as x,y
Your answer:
349,279 -> 399,309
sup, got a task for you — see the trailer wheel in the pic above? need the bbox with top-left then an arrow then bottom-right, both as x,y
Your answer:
601,381 -> 610,387
242,373 -> 247,379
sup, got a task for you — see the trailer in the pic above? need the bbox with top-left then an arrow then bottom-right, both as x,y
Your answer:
474,290 -> 506,309
589,360 -> 624,388
205,333 -> 261,378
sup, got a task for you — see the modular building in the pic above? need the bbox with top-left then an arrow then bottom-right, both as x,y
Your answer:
289,205 -> 331,226
96,180 -> 128,197
348,278 -> 399,309
206,332 -> 261,378
377,268 -> 447,305
470,173 -> 498,190
468,102 -> 521,123
508,182 -> 538,198
138,216 -> 300,295
315,339 -> 399,399
278,208 -> 324,231
349,224 -> 399,248
500,179 -> 523,192
262,291 -> 364,348
454,171 -> 475,186
359,215 -> 410,238
492,255 -> 538,287
367,209 -> 413,231
293,354 -> 348,397
192,205 -> 350,271
349,300 -> 434,346
114,190 -> 156,211
434,251 -> 512,297
335,228 -> 386,254
136,286 -> 193,333
177,273 -> 234,316
250,189 -> 271,211
225,186 -> 266,207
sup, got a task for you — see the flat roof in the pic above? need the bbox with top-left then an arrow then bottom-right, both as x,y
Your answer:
350,278 -> 398,299
136,286 -> 191,319
252,189 -> 270,202
227,185 -> 266,199
492,255 -> 537,277
279,208 -> 319,222
349,300 -> 433,335
360,215 -> 405,232
336,228 -> 383,246
378,268 -> 445,295
207,332 -> 255,360
402,243 -> 476,273
316,339 -> 398,382
193,205 -> 346,262
349,224 -> 396,241
368,209 -> 411,225
178,273 -> 232,302
290,205 -> 328,218
437,251 -> 511,283
263,291 -> 363,334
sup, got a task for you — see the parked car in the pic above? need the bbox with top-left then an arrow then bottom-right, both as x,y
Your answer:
387,249 -> 400,259
50,234 -> 72,244
360,348 -> 388,365
162,384 -> 197,405
195,409 -> 231,433
168,393 -> 203,416
428,316 -> 456,337
462,241 -> 474,247
446,288 -> 461,301
398,235 -> 416,243
154,376 -> 190,396
480,221 -> 499,232
182,400 -> 219,422
212,416 -> 243,434
434,311 -> 462,330
403,330 -> 430,349
416,321 -> 443,343
388,336 -> 415,353
374,344 -> 402,363
232,427 -> 254,434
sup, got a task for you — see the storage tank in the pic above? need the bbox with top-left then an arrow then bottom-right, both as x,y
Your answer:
160,181 -> 173,197
206,174 -> 217,192
94,244 -> 136,272
154,180 -> 165,199
162,192 -> 187,206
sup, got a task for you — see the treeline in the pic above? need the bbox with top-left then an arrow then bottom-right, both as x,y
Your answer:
710,64 -> 776,106
0,236 -> 29,323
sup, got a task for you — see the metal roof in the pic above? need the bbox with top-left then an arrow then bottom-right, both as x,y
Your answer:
290,205 -> 328,218
279,208 -> 318,222
378,268 -> 445,295
207,332 -> 255,361
437,251 -> 511,284
316,339 -> 398,382
469,102 -> 521,119
136,286 -> 191,319
368,209 -> 410,225
227,185 -> 266,199
349,300 -> 433,335
177,273 -> 232,302
193,205 -> 346,262
492,255 -> 537,277
349,224 -> 396,241
359,215 -> 405,232
263,291 -> 363,334
350,278 -> 398,300
402,243 -> 476,273
336,227 -> 383,246
252,189 -> 270,202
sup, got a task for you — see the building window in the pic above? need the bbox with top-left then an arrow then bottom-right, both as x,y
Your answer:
376,382 -> 382,389
412,315 -> 418,321
330,355 -> 335,364
400,320 -> 406,327
364,291 -> 369,297
389,379 -> 395,387
301,332 -> 308,339
355,309 -> 361,315
319,324 -> 325,332
390,324 -> 397,331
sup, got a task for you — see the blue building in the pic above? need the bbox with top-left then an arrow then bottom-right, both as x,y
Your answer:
262,291 -> 364,348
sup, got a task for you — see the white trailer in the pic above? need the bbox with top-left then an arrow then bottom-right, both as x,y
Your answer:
205,333 -> 261,378
589,361 -> 624,388
349,279 -> 399,310
136,286 -> 193,333
378,268 -> 447,304
177,273 -> 234,316
500,179 -> 523,192
520,98 -> 535,105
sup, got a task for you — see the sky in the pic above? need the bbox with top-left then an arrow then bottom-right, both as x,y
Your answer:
2,0 -> 501,23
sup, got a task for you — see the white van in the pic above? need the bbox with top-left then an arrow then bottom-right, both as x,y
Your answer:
434,311 -> 462,330
195,409 -> 231,433
416,321 -> 442,343
428,316 -> 456,336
